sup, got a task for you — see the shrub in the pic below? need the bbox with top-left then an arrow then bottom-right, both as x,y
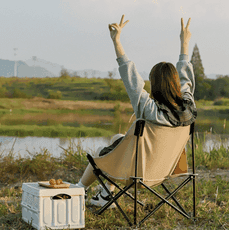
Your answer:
47,90 -> 62,99
12,88 -> 31,98
99,92 -> 129,102
0,87 -> 8,98
196,99 -> 213,106
213,98 -> 229,106
213,100 -> 224,106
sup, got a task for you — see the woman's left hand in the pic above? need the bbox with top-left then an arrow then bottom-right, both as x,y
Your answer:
180,18 -> 191,44
109,14 -> 129,42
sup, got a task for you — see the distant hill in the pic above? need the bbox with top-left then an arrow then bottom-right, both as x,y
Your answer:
25,57 -> 150,80
25,57 -> 61,77
0,59 -> 55,78
0,57 -> 225,80
71,69 -> 149,80
25,57 -> 226,81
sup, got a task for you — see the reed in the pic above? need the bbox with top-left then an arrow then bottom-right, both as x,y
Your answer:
186,132 -> 229,169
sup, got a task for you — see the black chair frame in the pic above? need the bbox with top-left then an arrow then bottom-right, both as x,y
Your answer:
86,120 -> 197,227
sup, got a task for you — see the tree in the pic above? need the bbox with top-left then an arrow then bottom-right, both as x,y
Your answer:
59,68 -> 71,79
102,70 -> 129,101
108,71 -> 114,79
72,71 -> 80,78
190,44 -> 206,79
213,75 -> 229,99
190,44 -> 211,100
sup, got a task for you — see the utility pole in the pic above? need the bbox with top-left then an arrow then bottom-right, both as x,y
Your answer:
32,56 -> 37,77
13,48 -> 18,77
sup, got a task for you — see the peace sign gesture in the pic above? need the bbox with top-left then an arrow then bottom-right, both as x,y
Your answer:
180,18 -> 191,44
109,14 -> 129,42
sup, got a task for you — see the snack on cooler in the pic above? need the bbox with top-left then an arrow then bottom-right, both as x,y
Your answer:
49,179 -> 63,185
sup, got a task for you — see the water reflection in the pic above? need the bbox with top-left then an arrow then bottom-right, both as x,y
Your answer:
0,136 -> 111,160
0,133 -> 228,160
202,133 -> 229,152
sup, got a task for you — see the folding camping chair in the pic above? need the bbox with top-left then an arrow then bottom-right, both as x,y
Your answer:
86,118 -> 197,227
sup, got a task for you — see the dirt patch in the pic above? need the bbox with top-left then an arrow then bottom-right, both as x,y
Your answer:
22,98 -> 133,111
195,168 -> 229,181
169,168 -> 229,185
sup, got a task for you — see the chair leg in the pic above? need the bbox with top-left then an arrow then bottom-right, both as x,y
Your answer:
93,169 -> 144,206
134,178 -> 137,225
138,177 -> 192,227
161,183 -> 189,216
193,175 -> 196,220
87,153 -> 145,226
88,154 -> 144,206
93,171 -> 133,226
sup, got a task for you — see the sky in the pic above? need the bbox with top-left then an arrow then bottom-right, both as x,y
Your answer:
0,0 -> 229,77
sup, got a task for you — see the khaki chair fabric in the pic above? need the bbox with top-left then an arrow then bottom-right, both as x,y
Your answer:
94,119 -> 190,187
172,148 -> 188,175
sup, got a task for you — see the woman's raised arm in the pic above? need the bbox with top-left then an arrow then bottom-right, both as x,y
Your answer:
177,17 -> 195,101
180,18 -> 191,56
109,14 -> 129,58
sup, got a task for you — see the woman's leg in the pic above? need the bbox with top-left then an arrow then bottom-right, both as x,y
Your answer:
79,134 -> 124,191
79,162 -> 116,194
79,163 -> 97,188
78,146 -> 103,189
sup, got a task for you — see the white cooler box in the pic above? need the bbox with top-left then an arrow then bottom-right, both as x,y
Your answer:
21,182 -> 85,230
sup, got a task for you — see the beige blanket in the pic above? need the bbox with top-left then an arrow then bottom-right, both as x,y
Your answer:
94,119 -> 190,187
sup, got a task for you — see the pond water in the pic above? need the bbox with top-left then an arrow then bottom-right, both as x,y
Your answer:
0,136 -> 111,160
0,133 -> 229,160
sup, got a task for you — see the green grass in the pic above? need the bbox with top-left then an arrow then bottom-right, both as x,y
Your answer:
0,124 -> 114,138
196,98 -> 229,110
0,108 -> 113,123
0,98 -> 26,109
0,134 -> 228,229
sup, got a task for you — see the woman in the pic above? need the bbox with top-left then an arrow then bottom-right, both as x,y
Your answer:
76,15 -> 197,207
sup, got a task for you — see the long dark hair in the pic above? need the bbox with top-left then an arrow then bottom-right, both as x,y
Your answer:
149,62 -> 183,110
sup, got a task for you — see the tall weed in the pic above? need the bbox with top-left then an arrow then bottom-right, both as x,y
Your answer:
186,132 -> 229,170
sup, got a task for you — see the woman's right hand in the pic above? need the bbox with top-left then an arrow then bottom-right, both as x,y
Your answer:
109,14 -> 129,42
180,18 -> 191,44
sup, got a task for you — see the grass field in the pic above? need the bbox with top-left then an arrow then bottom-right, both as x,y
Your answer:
0,76 -> 135,101
0,76 -> 228,136
0,133 -> 228,229
0,98 -> 134,136
0,97 -> 229,137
